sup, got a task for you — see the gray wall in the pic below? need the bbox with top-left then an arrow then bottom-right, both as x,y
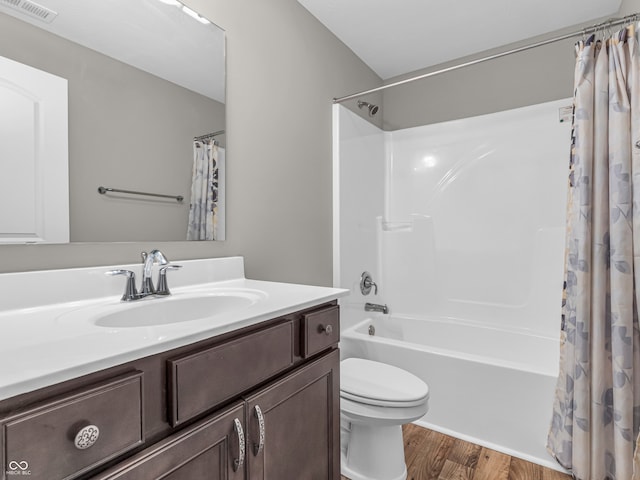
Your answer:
0,0 -> 382,285
380,0 -> 640,129
380,39 -> 575,130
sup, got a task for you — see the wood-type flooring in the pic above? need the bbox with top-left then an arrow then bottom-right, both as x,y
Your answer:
340,424 -> 572,480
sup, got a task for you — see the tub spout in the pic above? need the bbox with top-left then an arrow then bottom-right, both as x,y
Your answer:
365,302 -> 389,314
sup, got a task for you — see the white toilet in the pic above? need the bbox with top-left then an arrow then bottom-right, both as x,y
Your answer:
340,358 -> 430,480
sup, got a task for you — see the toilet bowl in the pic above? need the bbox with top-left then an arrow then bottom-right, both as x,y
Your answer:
340,358 -> 429,480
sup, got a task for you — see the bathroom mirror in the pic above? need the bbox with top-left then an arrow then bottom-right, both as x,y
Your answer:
0,0 -> 225,242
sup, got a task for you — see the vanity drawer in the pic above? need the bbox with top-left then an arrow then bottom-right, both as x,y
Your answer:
168,320 -> 294,426
1,372 -> 144,480
302,305 -> 340,358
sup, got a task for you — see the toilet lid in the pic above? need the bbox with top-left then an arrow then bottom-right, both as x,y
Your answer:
340,358 -> 429,405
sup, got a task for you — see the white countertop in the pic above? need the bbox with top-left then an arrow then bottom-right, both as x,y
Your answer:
0,257 -> 348,400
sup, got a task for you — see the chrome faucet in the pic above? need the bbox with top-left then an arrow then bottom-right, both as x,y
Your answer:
141,249 -> 169,295
106,249 -> 182,301
365,302 -> 389,314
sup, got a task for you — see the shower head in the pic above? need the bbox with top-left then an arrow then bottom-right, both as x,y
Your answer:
357,100 -> 379,117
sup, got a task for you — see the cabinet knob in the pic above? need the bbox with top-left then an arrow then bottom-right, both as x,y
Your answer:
74,425 -> 100,450
318,324 -> 333,336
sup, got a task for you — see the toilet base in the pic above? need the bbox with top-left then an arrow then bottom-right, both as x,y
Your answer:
340,422 -> 407,480
341,461 -> 407,480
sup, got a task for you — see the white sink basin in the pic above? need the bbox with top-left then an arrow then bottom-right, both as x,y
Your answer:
57,289 -> 268,328
96,290 -> 266,328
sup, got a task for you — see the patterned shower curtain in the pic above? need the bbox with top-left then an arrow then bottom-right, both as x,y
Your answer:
186,139 -> 219,241
547,25 -> 640,480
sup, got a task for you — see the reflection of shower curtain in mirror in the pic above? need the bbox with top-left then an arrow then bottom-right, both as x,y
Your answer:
187,139 -> 219,240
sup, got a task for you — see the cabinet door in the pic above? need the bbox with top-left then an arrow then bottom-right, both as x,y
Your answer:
245,350 -> 340,480
94,402 -> 246,480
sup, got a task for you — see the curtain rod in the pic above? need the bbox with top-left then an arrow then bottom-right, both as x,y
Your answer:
333,13 -> 640,104
194,129 -> 225,141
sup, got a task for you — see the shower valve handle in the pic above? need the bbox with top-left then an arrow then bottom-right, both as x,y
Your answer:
360,271 -> 378,295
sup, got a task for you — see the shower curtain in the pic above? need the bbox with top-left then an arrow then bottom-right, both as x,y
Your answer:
186,139 -> 219,241
547,25 -> 640,480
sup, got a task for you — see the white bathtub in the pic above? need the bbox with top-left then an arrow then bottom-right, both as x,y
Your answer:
340,314 -> 565,473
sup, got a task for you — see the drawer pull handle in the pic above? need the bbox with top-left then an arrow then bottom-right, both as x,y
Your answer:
74,425 -> 100,450
253,405 -> 265,456
233,418 -> 245,471
318,324 -> 333,335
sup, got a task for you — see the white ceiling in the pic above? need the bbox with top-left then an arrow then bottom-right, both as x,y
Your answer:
0,0 -> 225,102
298,0 -> 622,80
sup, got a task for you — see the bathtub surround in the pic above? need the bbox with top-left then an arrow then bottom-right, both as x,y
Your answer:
334,99 -> 570,333
334,98 -> 571,471
547,25 -> 640,480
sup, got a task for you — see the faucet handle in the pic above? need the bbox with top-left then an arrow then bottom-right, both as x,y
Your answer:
105,269 -> 139,302
156,265 -> 182,296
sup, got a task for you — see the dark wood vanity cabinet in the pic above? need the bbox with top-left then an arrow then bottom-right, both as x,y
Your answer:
0,301 -> 340,480
96,351 -> 339,480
